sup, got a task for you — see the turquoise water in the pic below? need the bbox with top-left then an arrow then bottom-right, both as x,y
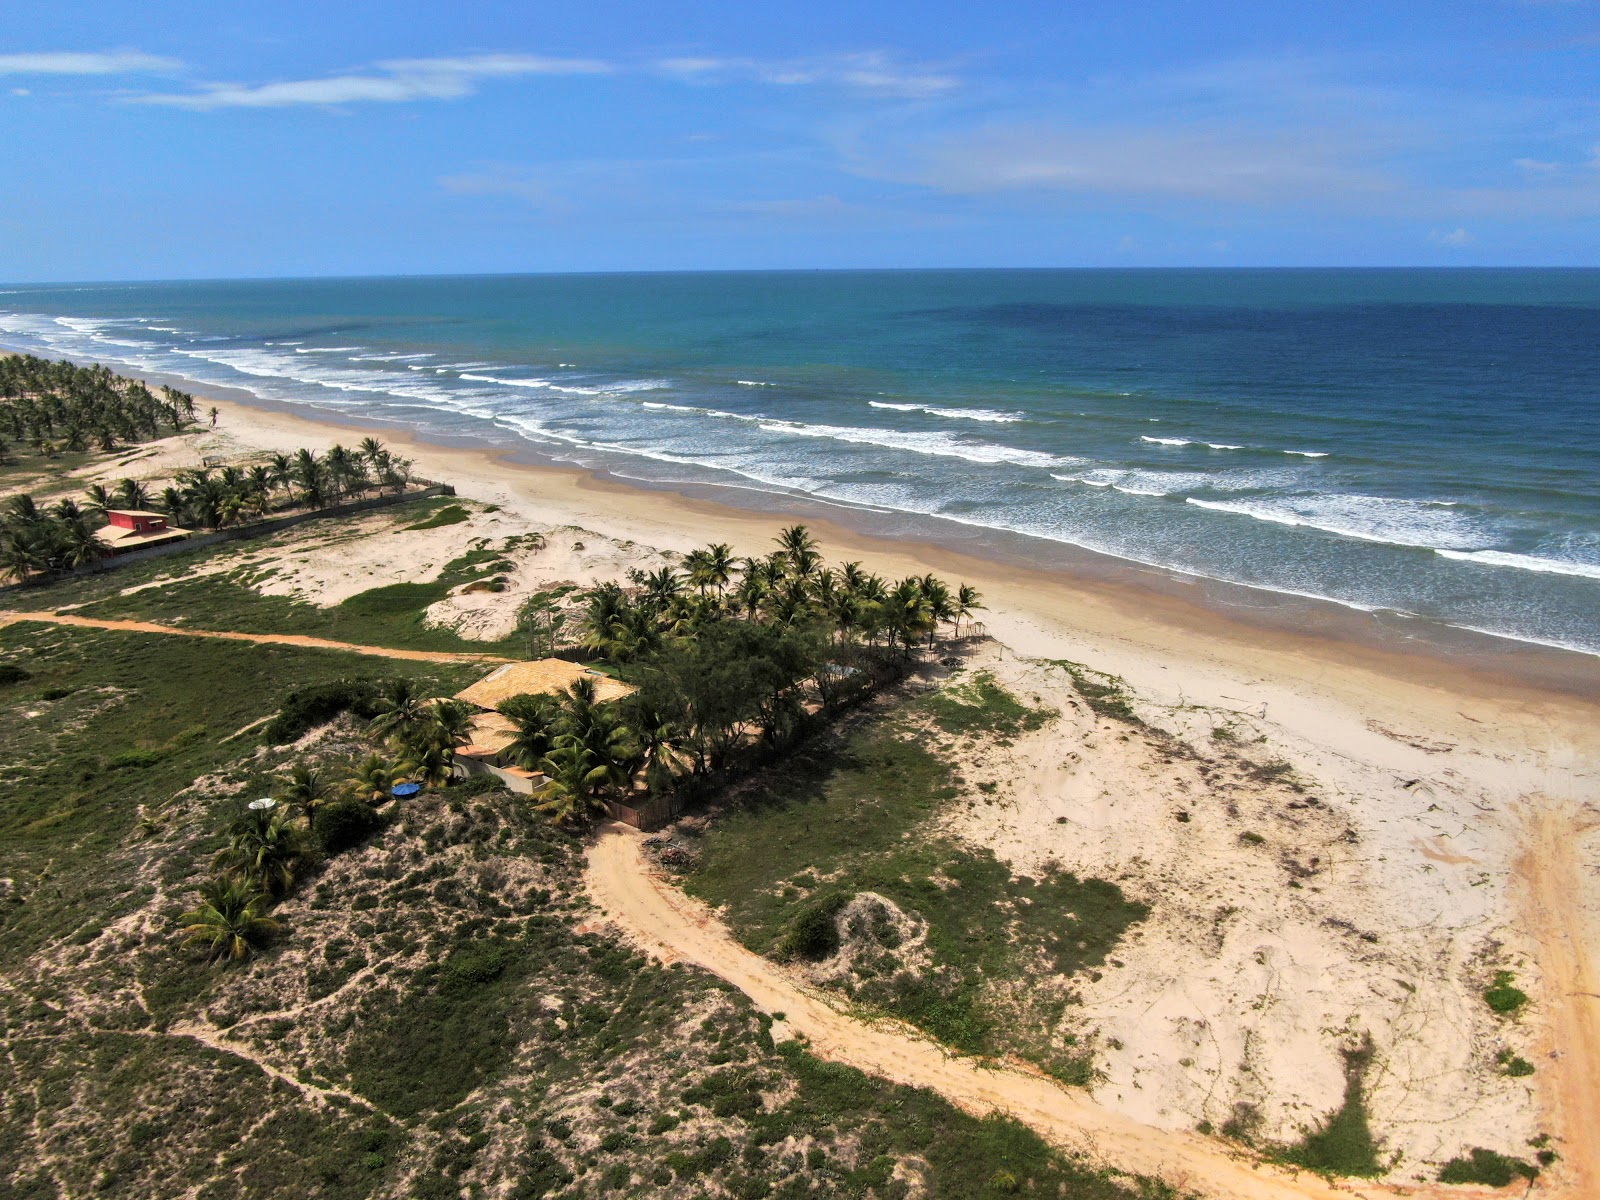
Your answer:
3,270 -> 1598,654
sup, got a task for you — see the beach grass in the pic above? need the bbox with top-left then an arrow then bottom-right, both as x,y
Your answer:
3,536 -> 523,656
683,692 -> 1144,1074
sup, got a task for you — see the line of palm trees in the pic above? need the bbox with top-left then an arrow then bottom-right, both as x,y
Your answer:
152,439 -> 415,530
0,354 -> 197,459
577,525 -> 983,663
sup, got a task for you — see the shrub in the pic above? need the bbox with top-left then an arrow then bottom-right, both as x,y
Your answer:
0,663 -> 31,686
439,941 -> 511,991
264,678 -> 384,744
1484,970 -> 1529,1015
1438,1148 -> 1538,1186
777,894 -> 851,961
314,798 -> 384,854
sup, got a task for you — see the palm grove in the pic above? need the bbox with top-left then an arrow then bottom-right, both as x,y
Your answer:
184,525 -> 981,961
1,355 -> 417,581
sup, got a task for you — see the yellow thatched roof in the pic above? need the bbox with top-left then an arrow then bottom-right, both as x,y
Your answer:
454,659 -> 635,712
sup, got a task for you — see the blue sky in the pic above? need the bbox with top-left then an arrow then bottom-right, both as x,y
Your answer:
2,1 -> 1598,278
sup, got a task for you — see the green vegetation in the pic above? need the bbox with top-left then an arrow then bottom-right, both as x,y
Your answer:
1497,1049 -> 1535,1077
685,705 -> 1144,1075
1484,969 -> 1530,1015
1275,1041 -> 1385,1177
1,354 -> 196,461
405,502 -> 470,529
0,621 -> 478,969
1437,1147 -> 1539,1186
1053,660 -> 1141,724
922,669 -> 1052,738
11,539 -> 522,654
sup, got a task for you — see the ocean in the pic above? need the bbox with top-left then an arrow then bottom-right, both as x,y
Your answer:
2,269 -> 1598,656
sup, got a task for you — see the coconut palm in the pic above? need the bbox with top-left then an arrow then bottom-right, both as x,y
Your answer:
399,739 -> 455,789
500,693 -> 559,771
776,524 -> 819,577
344,753 -> 396,805
56,517 -> 106,570
424,699 -> 476,749
954,583 -> 983,637
368,678 -> 433,746
919,575 -> 955,646
215,806 -> 303,897
113,478 -> 150,510
556,677 -> 637,797
178,877 -> 279,962
279,764 -> 334,823
81,483 -> 113,522
532,743 -> 607,827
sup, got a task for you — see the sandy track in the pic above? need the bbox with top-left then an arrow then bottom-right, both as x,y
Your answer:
1514,801 -> 1600,1197
0,610 -> 512,664
585,823 -> 1422,1200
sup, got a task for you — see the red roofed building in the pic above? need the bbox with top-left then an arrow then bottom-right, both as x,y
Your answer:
98,510 -> 191,553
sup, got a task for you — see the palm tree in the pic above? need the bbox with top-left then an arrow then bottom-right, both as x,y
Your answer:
215,806 -> 303,897
113,478 -> 150,510
344,753 -> 396,805
500,693 -> 558,771
368,678 -> 433,746
955,583 -> 983,637
919,576 -> 955,646
532,743 -> 607,827
157,486 -> 187,524
557,677 -> 636,797
424,699 -> 476,749
884,577 -> 934,657
641,566 -> 684,612
777,521 -> 825,579
81,483 -> 113,522
178,877 -> 279,962
56,518 -> 106,570
268,452 -> 294,501
399,740 -> 455,789
278,764 -> 333,823
0,526 -> 50,583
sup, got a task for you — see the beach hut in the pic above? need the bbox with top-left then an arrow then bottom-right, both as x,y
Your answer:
98,510 -> 190,553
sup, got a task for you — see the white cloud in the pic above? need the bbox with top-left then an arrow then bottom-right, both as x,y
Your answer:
857,123 -> 1390,206
137,52 -> 609,110
1429,227 -> 1474,245
1514,157 -> 1560,173
656,51 -> 958,98
0,50 -> 179,75
438,165 -> 551,203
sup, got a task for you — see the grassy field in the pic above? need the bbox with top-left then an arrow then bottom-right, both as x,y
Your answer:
0,622 -> 1170,1199
0,622 -> 482,969
3,501 -> 526,656
682,675 -> 1145,1082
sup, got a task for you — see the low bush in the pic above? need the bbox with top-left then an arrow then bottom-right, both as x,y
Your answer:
1437,1148 -> 1538,1186
1484,970 -> 1530,1016
0,663 -> 31,685
314,798 -> 384,854
265,678 -> 384,744
777,894 -> 851,961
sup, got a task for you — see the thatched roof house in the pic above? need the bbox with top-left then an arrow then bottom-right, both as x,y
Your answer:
453,659 -> 635,712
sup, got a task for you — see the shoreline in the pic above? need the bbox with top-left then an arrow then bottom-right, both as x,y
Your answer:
200,383 -> 1599,700
7,343 -> 1600,688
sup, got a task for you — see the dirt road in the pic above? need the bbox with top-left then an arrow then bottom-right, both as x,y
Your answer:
1514,800 -> 1600,1198
586,823 -> 1421,1200
0,610 -> 512,665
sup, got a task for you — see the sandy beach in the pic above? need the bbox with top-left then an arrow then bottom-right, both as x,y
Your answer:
14,378 -> 1600,1191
